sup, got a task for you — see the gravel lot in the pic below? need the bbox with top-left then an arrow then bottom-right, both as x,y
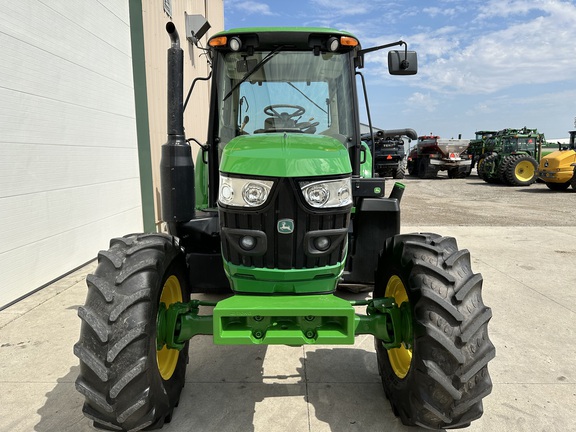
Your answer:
397,169 -> 575,226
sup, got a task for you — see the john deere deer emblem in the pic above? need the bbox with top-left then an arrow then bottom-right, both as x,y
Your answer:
277,219 -> 294,234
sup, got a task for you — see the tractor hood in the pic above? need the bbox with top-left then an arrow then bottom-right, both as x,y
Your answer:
219,133 -> 352,177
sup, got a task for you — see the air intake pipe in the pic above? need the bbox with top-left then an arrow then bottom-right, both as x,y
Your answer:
375,128 -> 418,141
160,22 -> 195,225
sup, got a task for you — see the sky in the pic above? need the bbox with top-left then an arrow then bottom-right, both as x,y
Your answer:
223,0 -> 576,140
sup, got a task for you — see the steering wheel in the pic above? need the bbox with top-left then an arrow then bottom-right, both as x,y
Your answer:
260,104 -> 320,133
264,104 -> 306,120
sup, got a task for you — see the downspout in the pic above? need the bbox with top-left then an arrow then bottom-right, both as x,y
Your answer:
128,0 -> 156,232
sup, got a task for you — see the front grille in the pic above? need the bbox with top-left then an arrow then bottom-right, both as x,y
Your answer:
219,178 -> 350,270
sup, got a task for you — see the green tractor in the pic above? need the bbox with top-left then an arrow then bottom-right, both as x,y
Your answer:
479,127 -> 543,186
74,24 -> 495,431
464,130 -> 497,176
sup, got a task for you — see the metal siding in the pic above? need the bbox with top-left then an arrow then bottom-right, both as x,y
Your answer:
0,1 -> 141,308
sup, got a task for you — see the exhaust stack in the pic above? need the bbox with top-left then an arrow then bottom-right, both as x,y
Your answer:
160,22 -> 195,225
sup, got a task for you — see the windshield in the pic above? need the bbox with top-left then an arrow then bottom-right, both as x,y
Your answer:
215,50 -> 356,147
502,137 -> 537,152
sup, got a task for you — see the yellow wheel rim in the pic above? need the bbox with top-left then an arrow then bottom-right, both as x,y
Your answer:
515,161 -> 534,182
157,275 -> 182,380
385,275 -> 412,379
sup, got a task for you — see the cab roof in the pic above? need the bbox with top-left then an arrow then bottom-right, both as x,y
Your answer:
209,27 -> 360,51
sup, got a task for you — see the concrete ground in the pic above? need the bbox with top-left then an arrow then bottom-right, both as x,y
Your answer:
1,177 -> 576,431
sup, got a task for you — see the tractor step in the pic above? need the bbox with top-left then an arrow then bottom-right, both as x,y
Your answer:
213,294 -> 355,345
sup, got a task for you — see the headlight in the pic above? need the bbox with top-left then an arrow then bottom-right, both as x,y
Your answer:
300,178 -> 352,208
219,175 -> 274,207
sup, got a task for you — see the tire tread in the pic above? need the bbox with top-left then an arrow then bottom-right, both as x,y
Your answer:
375,233 -> 495,429
75,233 -> 188,431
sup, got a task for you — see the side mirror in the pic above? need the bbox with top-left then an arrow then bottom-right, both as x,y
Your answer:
388,50 -> 418,75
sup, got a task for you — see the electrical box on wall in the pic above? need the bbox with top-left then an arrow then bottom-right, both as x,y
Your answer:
185,13 -> 210,43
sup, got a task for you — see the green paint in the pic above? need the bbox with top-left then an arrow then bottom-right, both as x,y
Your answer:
223,259 -> 346,294
128,0 -> 155,233
194,152 -> 209,210
360,141 -> 373,178
157,295 -> 410,348
157,300 -> 215,349
220,134 -> 352,177
213,294 -> 356,345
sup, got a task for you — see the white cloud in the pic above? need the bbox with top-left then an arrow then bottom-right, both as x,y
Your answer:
476,0 -> 550,19
414,0 -> 576,94
423,7 -> 458,17
311,0 -> 370,15
221,0 -> 576,137
227,1 -> 277,16
405,92 -> 439,113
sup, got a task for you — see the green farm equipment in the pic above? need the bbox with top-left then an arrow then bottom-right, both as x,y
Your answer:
479,127 -> 543,186
75,24 -> 495,431
464,130 -> 497,176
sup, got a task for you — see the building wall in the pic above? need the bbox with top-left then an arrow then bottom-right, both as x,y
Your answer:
0,1 -> 142,308
0,1 -> 224,309
140,0 -> 224,229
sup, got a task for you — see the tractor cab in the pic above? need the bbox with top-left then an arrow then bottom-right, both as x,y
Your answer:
200,28 -> 416,209
209,31 -> 358,143
567,130 -> 576,150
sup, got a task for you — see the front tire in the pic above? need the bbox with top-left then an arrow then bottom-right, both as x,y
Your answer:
476,156 -> 486,180
374,233 -> 495,429
480,153 -> 499,183
393,162 -> 406,179
75,233 -> 189,431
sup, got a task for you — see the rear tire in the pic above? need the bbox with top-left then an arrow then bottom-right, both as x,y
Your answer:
448,168 -> 466,179
505,155 -> 538,186
570,167 -> 576,190
407,159 -> 416,176
497,155 -> 515,185
418,158 -> 437,179
374,233 -> 495,429
545,181 -> 570,191
75,233 -> 189,431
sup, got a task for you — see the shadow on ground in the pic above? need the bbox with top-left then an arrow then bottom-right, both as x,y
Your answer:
35,366 -> 93,432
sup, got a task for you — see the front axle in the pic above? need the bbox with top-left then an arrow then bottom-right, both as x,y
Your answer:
157,294 -> 413,350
